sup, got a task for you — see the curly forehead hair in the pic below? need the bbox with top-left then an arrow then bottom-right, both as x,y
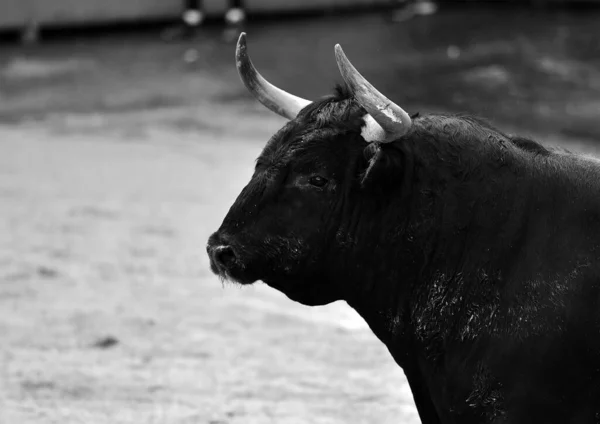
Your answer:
297,84 -> 368,133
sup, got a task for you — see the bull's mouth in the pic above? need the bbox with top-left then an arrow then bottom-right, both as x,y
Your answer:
207,233 -> 338,306
210,261 -> 257,286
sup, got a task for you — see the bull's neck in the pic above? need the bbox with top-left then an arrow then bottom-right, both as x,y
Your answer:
342,246 -> 422,366
342,135 -> 536,364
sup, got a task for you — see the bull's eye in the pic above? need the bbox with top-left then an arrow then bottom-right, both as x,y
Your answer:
308,176 -> 328,188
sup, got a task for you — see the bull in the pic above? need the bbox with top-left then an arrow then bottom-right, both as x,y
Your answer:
207,33 -> 600,423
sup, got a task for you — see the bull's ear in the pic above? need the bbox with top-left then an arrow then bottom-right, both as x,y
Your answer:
358,143 -> 405,189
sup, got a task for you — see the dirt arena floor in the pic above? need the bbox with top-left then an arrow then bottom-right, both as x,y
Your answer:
1,7 -> 600,423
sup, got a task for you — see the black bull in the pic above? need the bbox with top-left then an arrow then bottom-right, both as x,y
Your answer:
207,34 -> 600,423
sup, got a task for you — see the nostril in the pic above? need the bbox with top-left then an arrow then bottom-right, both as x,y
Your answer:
213,245 -> 236,268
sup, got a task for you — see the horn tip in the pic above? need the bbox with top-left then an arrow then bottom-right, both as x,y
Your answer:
334,44 -> 348,66
237,32 -> 247,47
236,32 -> 248,67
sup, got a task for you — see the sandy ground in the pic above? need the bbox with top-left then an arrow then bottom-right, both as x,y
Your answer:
0,109 -> 418,424
1,8 -> 600,424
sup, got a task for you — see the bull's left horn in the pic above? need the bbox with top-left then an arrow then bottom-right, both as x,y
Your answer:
334,44 -> 412,142
236,33 -> 311,120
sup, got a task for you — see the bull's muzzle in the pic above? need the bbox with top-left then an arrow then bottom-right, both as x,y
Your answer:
206,233 -> 238,276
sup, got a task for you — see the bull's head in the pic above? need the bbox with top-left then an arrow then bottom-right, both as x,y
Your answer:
207,33 -> 416,306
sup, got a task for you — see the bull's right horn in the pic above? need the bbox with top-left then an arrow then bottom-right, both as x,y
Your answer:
236,33 -> 311,120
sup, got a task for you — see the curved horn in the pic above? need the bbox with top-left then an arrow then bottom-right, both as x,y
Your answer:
334,44 -> 412,142
236,33 -> 311,120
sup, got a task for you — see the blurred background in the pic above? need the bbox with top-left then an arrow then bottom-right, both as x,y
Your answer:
0,1 -> 599,423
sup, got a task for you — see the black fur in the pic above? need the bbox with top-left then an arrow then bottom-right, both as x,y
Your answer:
208,86 -> 600,423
